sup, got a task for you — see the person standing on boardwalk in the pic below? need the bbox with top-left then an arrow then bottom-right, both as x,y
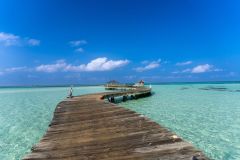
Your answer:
68,87 -> 73,98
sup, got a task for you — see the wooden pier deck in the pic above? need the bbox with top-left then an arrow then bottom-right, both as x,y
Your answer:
23,87 -> 208,160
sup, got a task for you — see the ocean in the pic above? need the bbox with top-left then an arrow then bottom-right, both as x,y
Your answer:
0,83 -> 240,159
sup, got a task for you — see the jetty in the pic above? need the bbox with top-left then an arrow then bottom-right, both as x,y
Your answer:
23,86 -> 208,160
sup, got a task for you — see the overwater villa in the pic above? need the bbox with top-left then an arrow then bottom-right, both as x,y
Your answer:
105,80 -> 120,86
105,80 -> 145,90
133,80 -> 145,87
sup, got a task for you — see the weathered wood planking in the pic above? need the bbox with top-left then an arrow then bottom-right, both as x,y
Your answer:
23,88 -> 208,160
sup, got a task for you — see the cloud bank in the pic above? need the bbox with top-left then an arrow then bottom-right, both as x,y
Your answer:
36,57 -> 129,73
69,40 -> 87,47
191,64 -> 212,73
173,64 -> 222,74
75,48 -> 84,53
135,59 -> 161,72
0,32 -> 40,46
176,61 -> 192,66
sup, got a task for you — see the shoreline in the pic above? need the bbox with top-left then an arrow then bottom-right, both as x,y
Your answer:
1,80 -> 240,88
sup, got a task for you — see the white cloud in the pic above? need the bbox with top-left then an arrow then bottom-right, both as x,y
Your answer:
212,68 -> 223,72
75,48 -> 84,53
69,40 -> 87,47
27,39 -> 40,46
141,60 -> 149,64
36,57 -> 129,73
182,68 -> 191,73
173,64 -> 222,74
135,59 -> 161,72
191,64 -> 212,73
5,66 -> 27,72
36,60 -> 67,73
0,32 -> 20,46
0,32 -> 40,47
65,57 -> 129,72
0,66 -> 29,75
176,61 -> 192,66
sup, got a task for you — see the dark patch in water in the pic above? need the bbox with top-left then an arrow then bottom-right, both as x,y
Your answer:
180,87 -> 189,90
199,88 -> 211,90
199,86 -> 229,92
199,86 -> 240,93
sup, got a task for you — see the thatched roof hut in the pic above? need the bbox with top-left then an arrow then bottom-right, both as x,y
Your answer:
107,80 -> 119,85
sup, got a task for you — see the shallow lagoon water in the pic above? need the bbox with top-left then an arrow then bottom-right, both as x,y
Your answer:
0,84 -> 240,159
0,86 -> 105,160
121,83 -> 240,160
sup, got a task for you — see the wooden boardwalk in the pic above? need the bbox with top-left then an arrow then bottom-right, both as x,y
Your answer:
23,87 -> 208,160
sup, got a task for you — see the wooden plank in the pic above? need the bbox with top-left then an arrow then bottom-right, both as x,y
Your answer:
23,87 -> 208,160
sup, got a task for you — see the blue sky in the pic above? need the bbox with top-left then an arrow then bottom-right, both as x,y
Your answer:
0,0 -> 240,85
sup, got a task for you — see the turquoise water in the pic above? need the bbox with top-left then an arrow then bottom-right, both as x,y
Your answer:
0,84 -> 240,159
0,86 -> 106,160
121,84 -> 240,160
